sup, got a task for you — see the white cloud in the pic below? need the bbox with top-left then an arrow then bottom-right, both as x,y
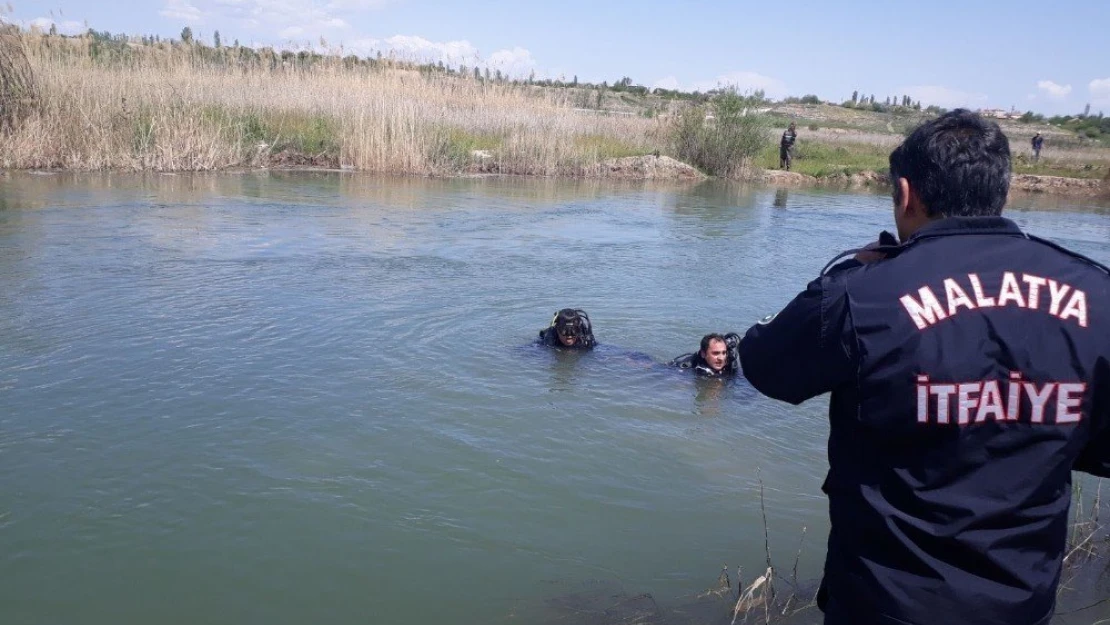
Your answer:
691,71 -> 787,99
902,85 -> 989,109
375,35 -> 479,65
487,47 -> 535,77
653,76 -> 679,91
326,0 -> 390,9
160,0 -> 380,39
1036,80 -> 1072,100
160,0 -> 205,23
1090,77 -> 1110,106
342,36 -> 534,76
26,17 -> 85,35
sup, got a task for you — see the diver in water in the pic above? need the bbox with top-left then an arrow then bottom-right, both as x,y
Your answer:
537,308 -> 597,350
670,333 -> 742,377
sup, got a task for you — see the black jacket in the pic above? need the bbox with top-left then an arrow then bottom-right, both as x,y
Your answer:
741,217 -> 1110,625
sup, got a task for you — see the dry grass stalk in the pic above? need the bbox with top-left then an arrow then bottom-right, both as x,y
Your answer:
0,24 -> 39,132
730,566 -> 773,625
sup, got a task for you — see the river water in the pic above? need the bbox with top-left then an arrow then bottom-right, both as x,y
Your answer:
1,172 -> 1108,625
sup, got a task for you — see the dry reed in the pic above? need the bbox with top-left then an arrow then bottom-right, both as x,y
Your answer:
0,30 -> 667,174
0,24 -> 38,132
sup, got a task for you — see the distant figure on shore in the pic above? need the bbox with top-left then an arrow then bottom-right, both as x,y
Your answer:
669,333 -> 742,377
1031,132 -> 1044,162
537,308 -> 596,349
780,122 -> 797,170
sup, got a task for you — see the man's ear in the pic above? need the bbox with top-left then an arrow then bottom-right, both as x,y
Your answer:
903,180 -> 928,220
895,177 -> 911,214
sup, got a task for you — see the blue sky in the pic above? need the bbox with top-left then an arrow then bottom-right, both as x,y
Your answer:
7,0 -> 1109,115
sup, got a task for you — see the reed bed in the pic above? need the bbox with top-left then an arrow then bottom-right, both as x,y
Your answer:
1,32 -> 667,174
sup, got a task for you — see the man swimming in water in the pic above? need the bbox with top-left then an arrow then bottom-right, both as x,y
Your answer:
670,333 -> 741,377
537,308 -> 597,349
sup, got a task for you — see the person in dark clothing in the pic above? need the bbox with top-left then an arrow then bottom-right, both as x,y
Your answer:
670,333 -> 741,377
1032,132 -> 1044,162
740,109 -> 1110,625
779,122 -> 797,170
537,308 -> 596,349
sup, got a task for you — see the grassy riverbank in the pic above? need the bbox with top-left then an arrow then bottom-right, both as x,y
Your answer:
2,28 -> 1109,195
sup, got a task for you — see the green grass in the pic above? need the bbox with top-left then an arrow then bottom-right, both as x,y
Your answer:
427,128 -> 506,169
754,139 -> 889,177
203,109 -> 341,154
573,134 -> 645,159
1012,157 -> 1108,180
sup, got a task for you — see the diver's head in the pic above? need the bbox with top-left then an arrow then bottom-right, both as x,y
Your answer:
552,308 -> 593,348
699,333 -> 729,373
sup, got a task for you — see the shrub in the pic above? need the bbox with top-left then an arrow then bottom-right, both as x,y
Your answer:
671,88 -> 769,177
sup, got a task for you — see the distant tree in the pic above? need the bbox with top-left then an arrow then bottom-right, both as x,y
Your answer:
851,90 -> 858,104
48,23 -> 57,36
180,26 -> 193,44
869,94 -> 875,104
572,75 -> 578,87
234,39 -> 239,47
528,70 -> 535,84
474,66 -> 481,80
484,67 -> 490,81
436,60 -> 445,72
214,30 -> 221,48
885,96 -> 890,106
1083,103 -> 1091,117
495,69 -> 502,82
596,89 -> 603,108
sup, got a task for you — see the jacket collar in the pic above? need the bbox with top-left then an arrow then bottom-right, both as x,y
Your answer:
907,216 -> 1024,242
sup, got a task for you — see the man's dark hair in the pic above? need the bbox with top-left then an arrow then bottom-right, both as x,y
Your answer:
889,109 -> 1011,217
700,333 -> 726,354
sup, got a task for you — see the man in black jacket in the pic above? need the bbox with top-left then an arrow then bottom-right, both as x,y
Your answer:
741,109 -> 1110,625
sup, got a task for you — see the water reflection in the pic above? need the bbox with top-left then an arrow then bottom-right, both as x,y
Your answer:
773,188 -> 789,209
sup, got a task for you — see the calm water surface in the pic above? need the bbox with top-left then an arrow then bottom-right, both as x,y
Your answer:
1,172 -> 1108,625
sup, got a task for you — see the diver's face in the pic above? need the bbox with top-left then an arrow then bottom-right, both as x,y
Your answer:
701,339 -> 728,371
557,328 -> 578,347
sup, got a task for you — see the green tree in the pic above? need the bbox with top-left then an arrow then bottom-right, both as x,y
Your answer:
180,26 -> 193,44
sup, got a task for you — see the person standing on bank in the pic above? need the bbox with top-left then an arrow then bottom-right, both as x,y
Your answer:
780,122 -> 797,170
1032,131 -> 1044,162
740,109 -> 1110,625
